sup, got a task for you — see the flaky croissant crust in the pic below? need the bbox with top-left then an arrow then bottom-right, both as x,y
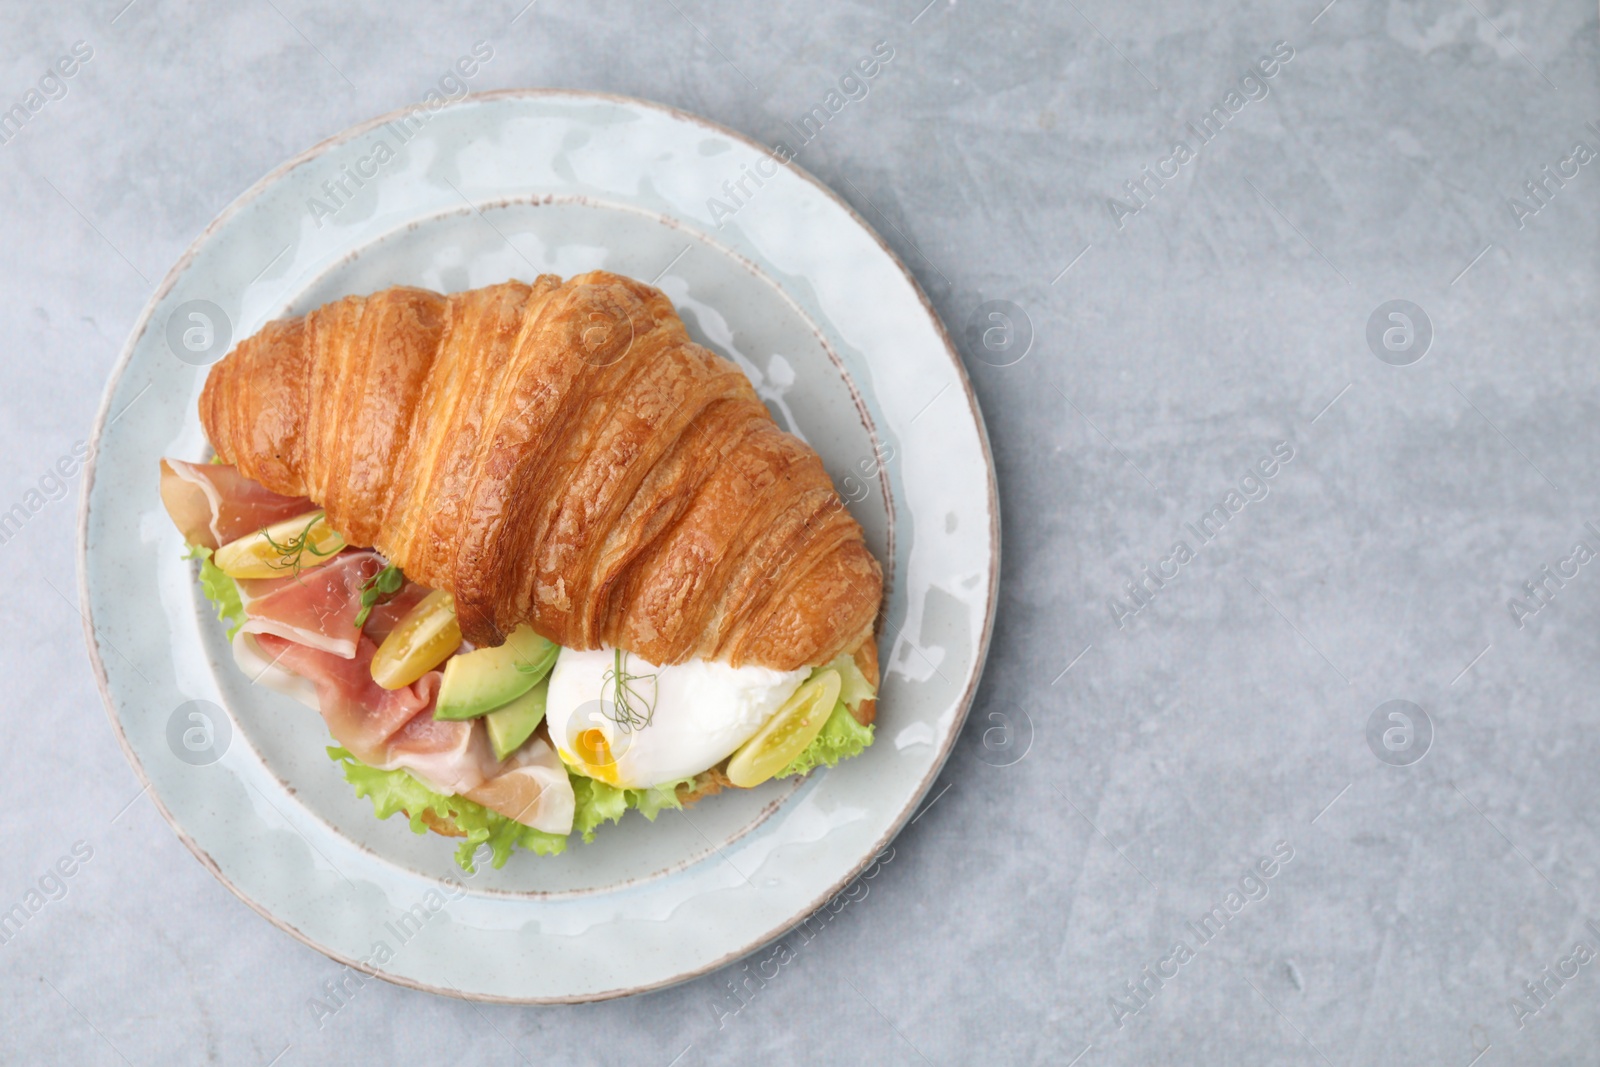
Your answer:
199,271 -> 883,672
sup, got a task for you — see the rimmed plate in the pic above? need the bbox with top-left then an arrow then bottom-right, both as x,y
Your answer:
79,89 -> 998,1002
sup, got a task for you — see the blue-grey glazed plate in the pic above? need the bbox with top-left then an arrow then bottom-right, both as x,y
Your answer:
79,90 -> 997,1002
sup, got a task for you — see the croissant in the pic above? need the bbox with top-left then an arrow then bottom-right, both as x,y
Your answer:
198,270 -> 883,674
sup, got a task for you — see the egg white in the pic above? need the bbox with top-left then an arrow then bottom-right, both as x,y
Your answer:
545,647 -> 809,789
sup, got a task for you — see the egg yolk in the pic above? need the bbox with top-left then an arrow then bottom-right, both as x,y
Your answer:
569,727 -> 622,786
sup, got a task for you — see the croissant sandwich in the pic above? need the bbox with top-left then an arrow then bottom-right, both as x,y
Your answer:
159,270 -> 884,869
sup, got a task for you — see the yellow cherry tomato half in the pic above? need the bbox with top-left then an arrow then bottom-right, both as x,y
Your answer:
212,510 -> 345,580
725,669 -> 842,789
370,589 -> 462,690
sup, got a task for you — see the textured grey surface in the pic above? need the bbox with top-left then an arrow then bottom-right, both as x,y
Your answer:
1,0 -> 1598,1063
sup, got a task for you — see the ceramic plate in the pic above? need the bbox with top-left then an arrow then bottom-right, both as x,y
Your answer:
79,90 -> 998,1002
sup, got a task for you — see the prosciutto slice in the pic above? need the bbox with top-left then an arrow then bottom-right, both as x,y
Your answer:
160,459 -> 314,550
382,709 -> 502,797
238,552 -> 385,660
252,632 -> 497,794
253,633 -> 431,763
231,631 -> 319,710
464,738 -> 575,835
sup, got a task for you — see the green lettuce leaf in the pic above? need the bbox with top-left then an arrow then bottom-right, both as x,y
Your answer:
628,776 -> 699,821
570,774 -> 627,842
326,746 -> 567,871
827,653 -> 875,709
778,699 -> 875,779
185,544 -> 247,640
568,773 -> 700,842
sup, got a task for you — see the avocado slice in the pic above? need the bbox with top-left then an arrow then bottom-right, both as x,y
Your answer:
486,680 -> 548,761
434,625 -> 558,721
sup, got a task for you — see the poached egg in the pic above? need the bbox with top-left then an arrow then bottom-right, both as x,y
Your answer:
545,647 -> 808,789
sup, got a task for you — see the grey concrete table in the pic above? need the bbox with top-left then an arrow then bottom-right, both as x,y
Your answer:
2,0 -> 1597,1064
